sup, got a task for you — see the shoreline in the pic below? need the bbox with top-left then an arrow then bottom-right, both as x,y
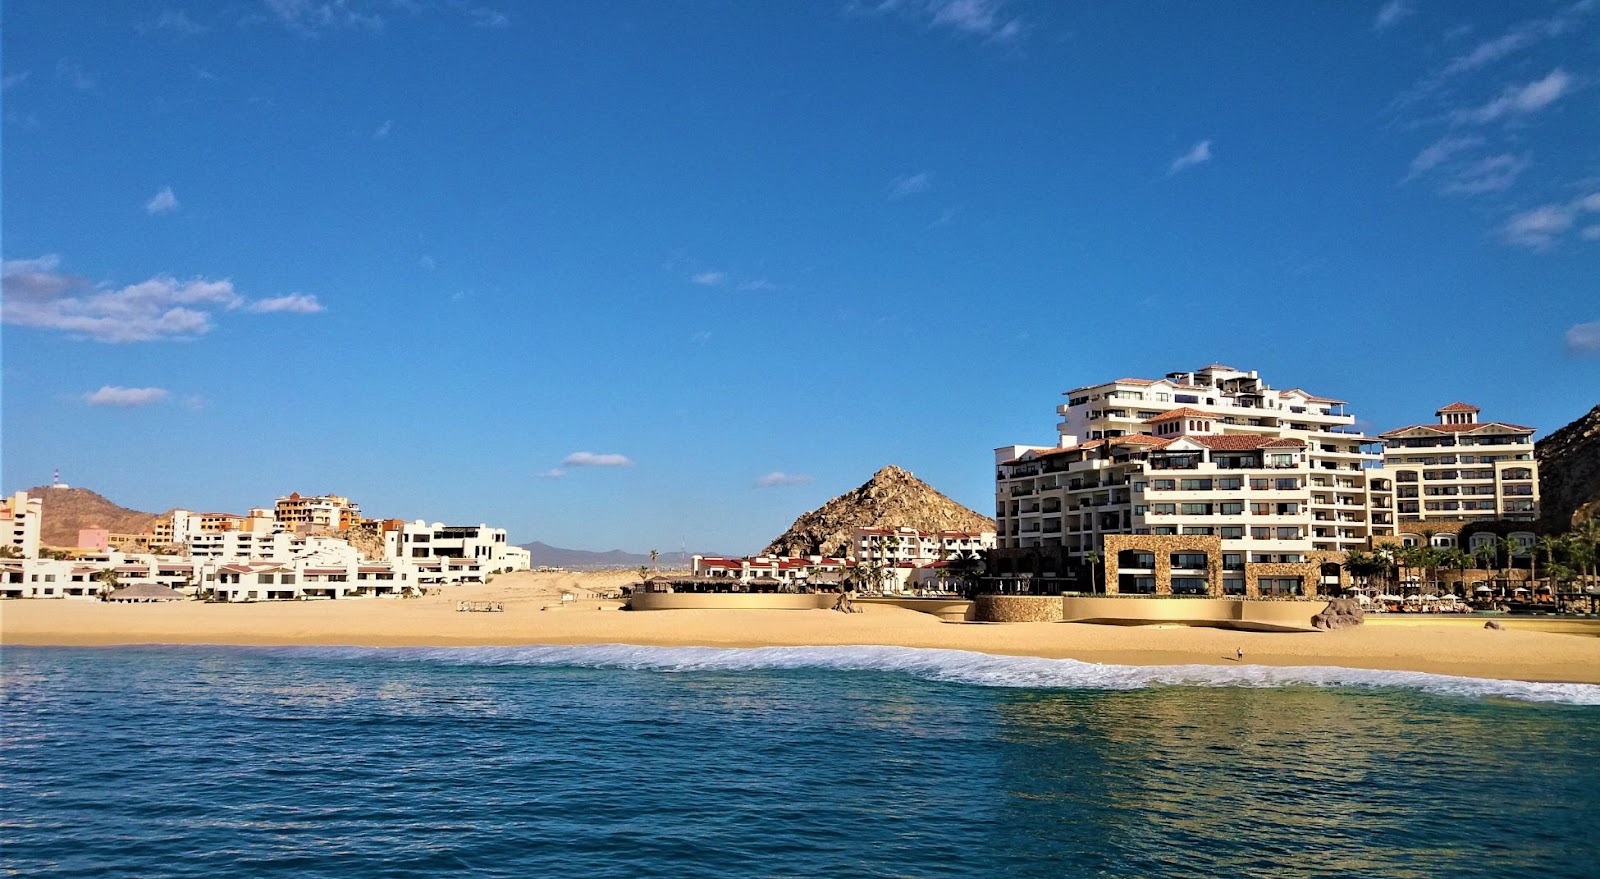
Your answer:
4,572 -> 1598,684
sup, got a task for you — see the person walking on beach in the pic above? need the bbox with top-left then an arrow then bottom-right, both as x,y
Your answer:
1236,648 -> 1244,661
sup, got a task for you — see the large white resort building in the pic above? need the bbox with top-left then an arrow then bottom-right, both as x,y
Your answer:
1378,403 -> 1539,528
993,365 -> 1398,594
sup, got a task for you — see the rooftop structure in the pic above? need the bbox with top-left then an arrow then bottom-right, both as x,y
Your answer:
1378,403 -> 1539,527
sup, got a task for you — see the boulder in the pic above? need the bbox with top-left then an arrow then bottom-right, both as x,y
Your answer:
1484,619 -> 1504,630
1310,597 -> 1365,631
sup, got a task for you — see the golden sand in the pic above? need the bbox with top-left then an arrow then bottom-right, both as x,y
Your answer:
3,571 -> 1597,684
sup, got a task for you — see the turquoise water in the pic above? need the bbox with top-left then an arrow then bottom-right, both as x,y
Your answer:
2,645 -> 1597,878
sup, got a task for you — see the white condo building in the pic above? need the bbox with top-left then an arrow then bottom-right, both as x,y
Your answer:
1378,403 -> 1539,526
995,365 -> 1397,578
2,491 -> 43,557
854,527 -> 995,566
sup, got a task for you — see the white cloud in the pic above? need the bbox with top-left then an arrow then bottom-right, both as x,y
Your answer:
561,452 -> 633,468
1,254 -> 321,342
264,0 -> 385,33
1566,321 -> 1600,356
1373,0 -> 1412,31
1440,3 -> 1593,78
690,330 -> 713,344
538,468 -> 568,479
1500,205 -> 1573,249
869,0 -> 1025,42
691,271 -> 726,286
373,119 -> 392,139
755,472 -> 813,487
889,171 -> 933,199
145,186 -> 179,215
418,254 -> 436,270
1440,153 -> 1530,195
1455,69 -> 1571,125
146,9 -> 206,35
470,7 -> 509,28
739,279 -> 777,292
1407,135 -> 1483,177
1582,225 -> 1600,241
1168,140 -> 1213,175
2,70 -> 30,90
248,293 -> 324,313
1499,192 -> 1600,249
84,386 -> 170,407
55,59 -> 95,91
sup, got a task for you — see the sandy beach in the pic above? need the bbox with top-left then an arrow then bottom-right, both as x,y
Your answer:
3,571 -> 1597,684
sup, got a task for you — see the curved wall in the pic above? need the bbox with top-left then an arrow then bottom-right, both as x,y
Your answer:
974,595 -> 1064,623
1060,596 -> 1320,632
628,593 -> 835,611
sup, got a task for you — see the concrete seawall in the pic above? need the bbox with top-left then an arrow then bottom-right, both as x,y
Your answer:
975,594 -> 1324,632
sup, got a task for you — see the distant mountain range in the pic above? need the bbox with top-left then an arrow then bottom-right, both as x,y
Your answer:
515,542 -> 702,571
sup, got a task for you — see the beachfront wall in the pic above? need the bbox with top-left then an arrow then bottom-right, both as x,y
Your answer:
974,595 -> 1065,622
973,593 -> 1323,631
628,593 -> 836,611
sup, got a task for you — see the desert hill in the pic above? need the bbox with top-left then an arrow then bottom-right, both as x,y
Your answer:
1537,404 -> 1600,528
23,486 -> 161,547
762,465 -> 993,558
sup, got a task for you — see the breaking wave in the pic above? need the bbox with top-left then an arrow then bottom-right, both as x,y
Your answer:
297,644 -> 1600,706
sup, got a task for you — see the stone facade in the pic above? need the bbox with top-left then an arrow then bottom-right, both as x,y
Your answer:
974,594 -> 1064,622
1103,534 -> 1346,598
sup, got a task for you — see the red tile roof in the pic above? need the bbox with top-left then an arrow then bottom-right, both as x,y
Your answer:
1437,401 -> 1480,412
1144,407 -> 1212,423
1380,421 -> 1534,436
1182,435 -> 1307,451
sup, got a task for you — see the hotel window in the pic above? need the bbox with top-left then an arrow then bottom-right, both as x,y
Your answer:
1134,505 -> 1148,515
1172,577 -> 1208,595
1220,502 -> 1244,516
1183,526 -> 1214,535
1151,504 -> 1175,515
1180,478 -> 1212,491
1180,503 -> 1211,516
1222,553 -> 1244,570
259,574 -> 275,584
1172,553 -> 1209,569
1222,577 -> 1245,595
1220,526 -> 1245,538
1219,477 -> 1242,490
1250,478 -> 1270,490
1251,527 -> 1271,539
1276,527 -> 1300,540
1153,527 -> 1177,535
1152,479 -> 1175,490
1275,478 -> 1298,491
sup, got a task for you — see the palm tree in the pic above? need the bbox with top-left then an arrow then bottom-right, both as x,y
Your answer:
1535,534 -> 1563,593
1441,547 -> 1471,596
1500,535 -> 1522,596
947,550 -> 984,599
95,568 -> 120,601
1083,549 -> 1101,594
1472,543 -> 1498,596
649,549 -> 659,573
0,545 -> 20,559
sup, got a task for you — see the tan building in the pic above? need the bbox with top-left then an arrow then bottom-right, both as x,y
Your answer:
994,364 -> 1395,595
1379,403 -> 1538,529
1,491 -> 42,557
274,493 -> 361,533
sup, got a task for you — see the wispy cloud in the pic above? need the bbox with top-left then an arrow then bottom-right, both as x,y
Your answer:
561,452 -> 633,468
373,119 -> 392,139
1441,2 -> 1594,78
865,0 -> 1025,42
888,171 -> 933,199
470,7 -> 509,28
418,255 -> 436,270
248,293 -> 325,314
145,186 -> 180,215
55,59 -> 95,91
538,468 -> 568,479
1,254 -> 323,342
143,9 -> 207,35
755,471 -> 813,487
1373,0 -> 1412,31
1167,140 -> 1213,175
1454,69 -> 1571,125
1440,153 -> 1530,195
2,70 -> 31,91
738,278 -> 777,292
1407,134 -> 1484,178
1498,191 -> 1600,249
84,386 -> 170,407
263,0 -> 385,34
1567,321 -> 1600,356
690,271 -> 727,286
690,330 -> 713,344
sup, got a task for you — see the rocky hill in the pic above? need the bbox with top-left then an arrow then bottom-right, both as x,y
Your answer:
762,465 -> 994,558
1537,404 -> 1600,528
23,486 -> 161,547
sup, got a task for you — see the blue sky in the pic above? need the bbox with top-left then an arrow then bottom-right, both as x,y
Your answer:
3,1 -> 1598,555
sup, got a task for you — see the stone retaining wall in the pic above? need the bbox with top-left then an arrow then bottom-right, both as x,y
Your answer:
974,594 -> 1064,622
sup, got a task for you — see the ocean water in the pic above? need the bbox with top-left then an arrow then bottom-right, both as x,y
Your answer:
2,646 -> 1598,879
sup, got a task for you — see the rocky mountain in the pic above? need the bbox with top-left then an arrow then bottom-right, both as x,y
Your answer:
1536,404 -> 1600,528
516,542 -> 696,571
762,465 -> 994,558
23,486 -> 161,547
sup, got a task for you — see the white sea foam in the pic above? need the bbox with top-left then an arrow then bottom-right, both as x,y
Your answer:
313,644 -> 1600,706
